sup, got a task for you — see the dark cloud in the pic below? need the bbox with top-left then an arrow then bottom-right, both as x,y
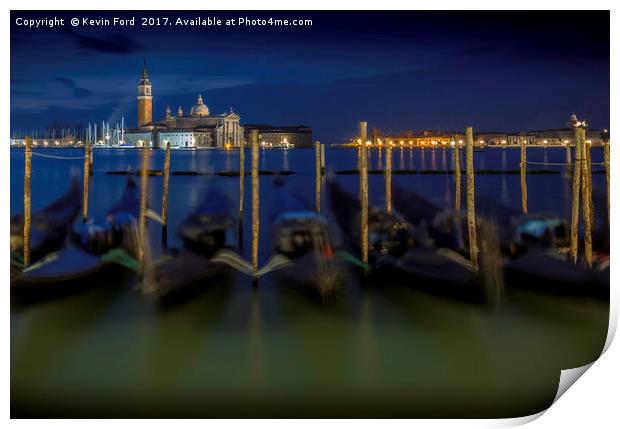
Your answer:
52,77 -> 94,98
63,29 -> 144,55
73,87 -> 95,98
53,77 -> 77,89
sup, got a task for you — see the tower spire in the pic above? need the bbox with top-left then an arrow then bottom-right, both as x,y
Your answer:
141,59 -> 149,81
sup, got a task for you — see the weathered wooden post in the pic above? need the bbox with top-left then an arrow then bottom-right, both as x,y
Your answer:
385,140 -> 392,215
454,143 -> 461,211
315,141 -> 321,213
23,137 -> 32,267
581,131 -> 593,267
585,137 -> 593,213
569,127 -> 583,263
465,127 -> 478,270
161,141 -> 171,225
604,141 -> 610,224
251,129 -> 260,277
239,138 -> 245,220
138,142 -> 149,271
520,138 -> 528,214
82,141 -> 91,222
359,122 -> 369,265
321,143 -> 326,172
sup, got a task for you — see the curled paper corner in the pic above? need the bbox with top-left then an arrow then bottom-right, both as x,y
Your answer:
552,363 -> 595,404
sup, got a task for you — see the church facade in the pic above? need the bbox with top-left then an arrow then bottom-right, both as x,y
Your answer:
124,61 -> 244,149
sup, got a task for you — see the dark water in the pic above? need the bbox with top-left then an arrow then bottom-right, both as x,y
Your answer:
10,147 -> 608,417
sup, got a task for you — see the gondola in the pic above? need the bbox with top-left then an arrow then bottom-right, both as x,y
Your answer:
327,179 -> 489,303
11,175 -> 142,304
10,177 -> 81,280
391,183 -> 609,300
151,186 -> 240,304
268,179 -> 344,302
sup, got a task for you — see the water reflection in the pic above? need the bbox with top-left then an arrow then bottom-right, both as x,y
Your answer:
357,289 -> 378,386
444,169 -> 452,209
564,146 -> 572,178
249,287 -> 263,385
283,149 -> 289,171
189,150 -> 198,172
225,149 -> 232,171
501,173 -> 510,206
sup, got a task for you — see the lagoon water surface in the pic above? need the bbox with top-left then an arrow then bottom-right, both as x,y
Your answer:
10,146 -> 608,417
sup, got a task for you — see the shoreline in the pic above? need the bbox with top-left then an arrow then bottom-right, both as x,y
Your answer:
8,143 -> 607,150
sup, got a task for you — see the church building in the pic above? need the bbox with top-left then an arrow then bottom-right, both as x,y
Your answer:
124,61 -> 244,148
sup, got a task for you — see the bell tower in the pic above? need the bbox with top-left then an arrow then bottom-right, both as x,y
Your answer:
137,60 -> 152,128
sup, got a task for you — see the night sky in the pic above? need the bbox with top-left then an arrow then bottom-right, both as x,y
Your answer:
11,10 -> 610,142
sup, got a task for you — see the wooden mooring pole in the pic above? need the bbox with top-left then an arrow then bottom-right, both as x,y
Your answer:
161,141 -> 171,225
82,141 -> 91,222
23,137 -> 32,267
569,127 -> 583,264
251,129 -> 260,277
239,137 -> 246,220
520,138 -> 528,214
581,131 -> 593,267
465,127 -> 478,270
385,140 -> 392,215
315,141 -> 322,213
321,143 -> 326,172
604,141 -> 610,224
454,143 -> 461,211
138,142 -> 149,271
359,122 -> 369,265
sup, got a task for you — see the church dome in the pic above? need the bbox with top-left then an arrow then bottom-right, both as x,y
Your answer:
190,94 -> 210,117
